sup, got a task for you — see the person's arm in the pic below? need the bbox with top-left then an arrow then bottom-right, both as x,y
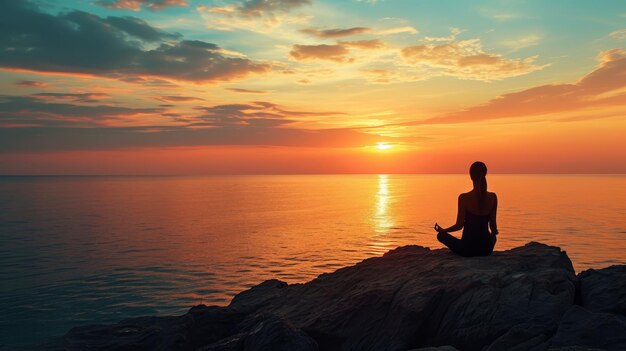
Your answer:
440,195 -> 465,233
489,193 -> 499,235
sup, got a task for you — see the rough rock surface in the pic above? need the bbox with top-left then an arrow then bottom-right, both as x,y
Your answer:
61,242 -> 626,351
578,265 -> 626,316
549,305 -> 626,350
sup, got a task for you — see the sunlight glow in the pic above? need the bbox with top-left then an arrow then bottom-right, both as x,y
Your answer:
376,142 -> 393,151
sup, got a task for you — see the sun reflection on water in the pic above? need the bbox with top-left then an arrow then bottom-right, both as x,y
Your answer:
370,174 -> 395,254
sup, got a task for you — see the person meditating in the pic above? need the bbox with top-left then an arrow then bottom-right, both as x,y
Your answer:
434,161 -> 498,256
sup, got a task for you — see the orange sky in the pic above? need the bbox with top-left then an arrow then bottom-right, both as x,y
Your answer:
0,0 -> 625,174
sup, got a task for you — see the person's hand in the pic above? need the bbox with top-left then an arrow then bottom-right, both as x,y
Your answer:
434,223 -> 444,233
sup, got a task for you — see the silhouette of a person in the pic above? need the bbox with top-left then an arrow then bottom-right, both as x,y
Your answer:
434,161 -> 498,256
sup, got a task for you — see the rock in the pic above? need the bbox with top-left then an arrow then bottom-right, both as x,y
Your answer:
199,314 -> 318,351
485,322 -> 555,351
240,314 -> 318,351
578,265 -> 626,316
229,279 -> 289,314
549,305 -> 626,351
63,242 -> 588,351
64,306 -> 247,351
248,242 -> 577,351
549,347 -> 605,351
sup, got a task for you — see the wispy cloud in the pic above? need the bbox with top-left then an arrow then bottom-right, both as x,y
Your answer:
424,28 -> 462,42
0,95 -> 162,128
401,39 -> 546,81
95,0 -> 188,11
289,44 -> 353,62
501,34 -> 543,50
339,39 -> 386,50
226,88 -> 271,94
197,0 -> 312,32
382,48 -> 626,126
154,96 -> 205,102
375,26 -> 418,35
0,97 -> 403,151
0,125 -> 399,151
32,93 -> 111,103
609,29 -> 626,39
14,80 -> 49,88
289,39 -> 387,63
299,26 -> 371,38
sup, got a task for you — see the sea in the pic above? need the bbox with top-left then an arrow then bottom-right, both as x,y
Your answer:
1,175 -> 625,349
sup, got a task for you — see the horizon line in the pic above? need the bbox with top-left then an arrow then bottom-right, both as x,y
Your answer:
1,173 -> 625,177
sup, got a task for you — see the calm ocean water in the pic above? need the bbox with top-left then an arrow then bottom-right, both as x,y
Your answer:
1,175 -> 625,348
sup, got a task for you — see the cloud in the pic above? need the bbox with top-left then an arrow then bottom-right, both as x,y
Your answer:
401,39 -> 546,80
32,93 -> 111,103
383,48 -> 626,126
0,95 -> 344,129
288,40 -> 386,63
424,27 -> 462,42
339,39 -> 386,50
500,34 -> 542,50
0,0 -> 270,83
197,0 -> 312,32
103,16 -> 182,42
0,95 -> 162,127
14,80 -> 48,88
609,29 -> 626,39
194,101 -> 342,122
299,27 -> 371,38
193,101 -> 296,127
375,26 -> 418,36
0,125 -> 398,151
118,76 -> 178,87
0,97 -> 400,150
226,88 -> 271,94
233,0 -> 311,16
154,96 -> 205,102
95,0 -> 189,11
289,44 -> 352,62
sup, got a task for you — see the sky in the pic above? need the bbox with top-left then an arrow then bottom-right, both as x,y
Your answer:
0,0 -> 625,174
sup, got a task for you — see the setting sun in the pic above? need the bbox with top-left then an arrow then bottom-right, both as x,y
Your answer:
376,142 -> 393,151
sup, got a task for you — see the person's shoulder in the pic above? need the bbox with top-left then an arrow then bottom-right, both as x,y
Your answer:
488,192 -> 498,200
458,192 -> 470,200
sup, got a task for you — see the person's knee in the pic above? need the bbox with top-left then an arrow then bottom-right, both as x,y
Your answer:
436,231 -> 447,243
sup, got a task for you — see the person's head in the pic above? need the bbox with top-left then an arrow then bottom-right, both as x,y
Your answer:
469,161 -> 488,202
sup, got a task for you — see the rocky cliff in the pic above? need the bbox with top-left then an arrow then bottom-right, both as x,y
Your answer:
62,242 -> 626,351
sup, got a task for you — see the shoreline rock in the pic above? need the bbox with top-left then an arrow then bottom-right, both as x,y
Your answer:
61,242 -> 626,351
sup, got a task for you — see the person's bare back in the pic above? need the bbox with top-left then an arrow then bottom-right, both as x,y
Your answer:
461,191 -> 496,216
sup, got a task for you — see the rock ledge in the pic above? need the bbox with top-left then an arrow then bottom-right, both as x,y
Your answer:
62,242 -> 626,351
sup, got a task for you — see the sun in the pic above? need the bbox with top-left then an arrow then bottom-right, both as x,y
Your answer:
376,142 -> 393,151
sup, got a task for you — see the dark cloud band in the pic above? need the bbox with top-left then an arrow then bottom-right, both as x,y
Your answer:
0,0 -> 270,83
